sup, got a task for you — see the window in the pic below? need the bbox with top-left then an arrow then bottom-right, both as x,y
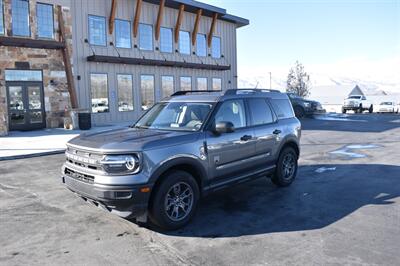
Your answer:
5,70 -> 42,81
160,27 -> 173,53
90,74 -> 109,113
270,99 -> 294,119
211,36 -> 221,58
212,78 -> 222,91
141,75 -> 154,110
214,100 -> 246,129
179,30 -> 190,55
161,76 -> 174,98
0,0 -> 4,35
88,15 -> 106,46
36,3 -> 53,39
196,34 -> 206,56
115,19 -> 131,48
180,76 -> 192,91
12,0 -> 30,36
117,74 -> 133,112
196,77 -> 207,90
248,99 -> 274,125
139,23 -> 153,50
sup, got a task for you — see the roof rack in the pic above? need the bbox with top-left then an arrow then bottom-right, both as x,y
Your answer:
224,89 -> 281,95
171,90 -> 222,96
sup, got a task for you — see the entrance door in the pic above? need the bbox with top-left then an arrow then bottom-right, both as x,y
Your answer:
6,82 -> 45,131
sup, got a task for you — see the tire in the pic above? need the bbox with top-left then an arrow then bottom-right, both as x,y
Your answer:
368,105 -> 373,113
342,108 -> 347,114
294,106 -> 305,118
149,170 -> 199,230
358,104 -> 363,113
271,147 -> 298,187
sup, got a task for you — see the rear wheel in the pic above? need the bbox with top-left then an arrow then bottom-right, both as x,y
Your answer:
271,147 -> 298,187
368,105 -> 373,113
342,108 -> 347,114
149,170 -> 199,230
294,106 -> 305,118
358,104 -> 363,113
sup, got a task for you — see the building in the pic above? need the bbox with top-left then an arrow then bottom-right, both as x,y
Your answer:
0,0 -> 248,136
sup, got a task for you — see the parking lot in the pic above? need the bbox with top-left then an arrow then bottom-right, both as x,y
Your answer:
1,113 -> 399,265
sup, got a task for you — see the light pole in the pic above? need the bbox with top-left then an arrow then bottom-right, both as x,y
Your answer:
269,72 -> 272,90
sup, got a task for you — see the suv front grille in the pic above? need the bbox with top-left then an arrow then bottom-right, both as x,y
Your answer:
65,147 -> 103,171
65,167 -> 94,184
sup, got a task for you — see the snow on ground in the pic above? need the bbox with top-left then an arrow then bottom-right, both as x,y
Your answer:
329,144 -> 380,159
313,113 -> 367,122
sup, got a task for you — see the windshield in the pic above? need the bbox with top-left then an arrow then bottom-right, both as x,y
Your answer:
135,102 -> 213,131
288,93 -> 303,100
380,102 -> 393,105
347,96 -> 362,99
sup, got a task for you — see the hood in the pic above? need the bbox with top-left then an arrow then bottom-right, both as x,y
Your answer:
67,127 -> 199,153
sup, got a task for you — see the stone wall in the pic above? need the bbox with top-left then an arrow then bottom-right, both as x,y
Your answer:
0,0 -> 73,136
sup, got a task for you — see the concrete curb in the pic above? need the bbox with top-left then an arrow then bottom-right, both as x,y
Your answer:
0,149 -> 66,161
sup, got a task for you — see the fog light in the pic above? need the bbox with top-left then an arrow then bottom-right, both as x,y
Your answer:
114,191 -> 132,199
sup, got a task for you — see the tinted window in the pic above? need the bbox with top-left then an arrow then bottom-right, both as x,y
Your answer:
115,19 -> 131,48
215,100 -> 246,129
270,99 -> 294,119
179,31 -> 190,55
160,27 -> 173,53
139,24 -> 153,50
88,15 -> 106,46
249,99 -> 274,125
36,3 -> 53,39
196,34 -> 206,56
12,0 -> 30,36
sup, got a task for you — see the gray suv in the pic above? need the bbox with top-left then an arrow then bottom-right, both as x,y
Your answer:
61,89 -> 301,230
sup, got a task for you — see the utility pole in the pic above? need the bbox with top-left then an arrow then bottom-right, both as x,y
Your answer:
269,72 -> 272,90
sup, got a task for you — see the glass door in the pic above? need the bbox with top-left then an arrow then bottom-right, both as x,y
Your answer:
6,82 -> 45,131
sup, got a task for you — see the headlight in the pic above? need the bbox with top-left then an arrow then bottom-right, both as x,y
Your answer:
303,102 -> 311,108
100,154 -> 140,174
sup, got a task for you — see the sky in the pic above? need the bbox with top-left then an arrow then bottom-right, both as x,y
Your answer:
202,0 -> 400,90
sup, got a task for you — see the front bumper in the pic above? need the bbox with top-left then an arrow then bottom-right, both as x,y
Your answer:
305,107 -> 326,115
61,165 -> 152,218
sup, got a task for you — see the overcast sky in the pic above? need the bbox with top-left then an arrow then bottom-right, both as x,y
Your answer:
203,0 -> 399,84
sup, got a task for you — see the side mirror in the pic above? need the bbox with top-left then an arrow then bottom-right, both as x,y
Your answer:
214,121 -> 235,134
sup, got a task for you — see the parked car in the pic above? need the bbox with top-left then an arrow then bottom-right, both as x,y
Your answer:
286,93 -> 325,118
342,95 -> 373,113
61,89 -> 301,230
376,101 -> 399,113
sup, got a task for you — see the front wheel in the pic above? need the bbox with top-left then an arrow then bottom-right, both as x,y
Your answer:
149,170 -> 199,230
369,105 -> 373,113
294,106 -> 305,118
342,108 -> 347,114
271,147 -> 298,187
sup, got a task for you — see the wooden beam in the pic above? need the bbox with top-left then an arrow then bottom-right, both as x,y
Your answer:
133,0 -> 142,38
108,0 -> 118,34
0,36 -> 65,49
155,0 -> 165,41
57,6 -> 78,109
174,4 -> 184,43
208,13 -> 218,47
192,9 -> 202,46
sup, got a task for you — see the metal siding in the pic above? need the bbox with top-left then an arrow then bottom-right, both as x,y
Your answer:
70,0 -> 239,125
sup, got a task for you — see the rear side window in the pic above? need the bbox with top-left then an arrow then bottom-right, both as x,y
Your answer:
248,98 -> 274,125
214,100 -> 247,129
270,99 -> 294,119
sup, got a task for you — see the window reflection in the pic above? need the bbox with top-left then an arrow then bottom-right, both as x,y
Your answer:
179,31 -> 190,55
160,27 -> 173,53
196,34 -> 207,57
180,77 -> 192,91
88,15 -> 106,46
141,75 -> 154,111
37,3 -> 54,39
139,24 -> 153,51
117,74 -> 134,111
12,0 -> 30,36
90,73 -> 109,113
115,19 -> 131,48
197,77 -> 207,90
161,76 -> 174,98
212,78 -> 222,91
211,36 -> 221,58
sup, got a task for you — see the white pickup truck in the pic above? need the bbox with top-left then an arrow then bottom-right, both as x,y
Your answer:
342,95 -> 373,113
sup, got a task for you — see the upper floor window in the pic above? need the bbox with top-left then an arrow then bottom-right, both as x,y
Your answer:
196,34 -> 206,57
0,0 -> 4,35
115,19 -> 131,48
12,0 -> 30,37
160,27 -> 173,53
179,31 -> 190,55
88,15 -> 106,46
36,3 -> 54,39
211,36 -> 221,58
139,23 -> 153,51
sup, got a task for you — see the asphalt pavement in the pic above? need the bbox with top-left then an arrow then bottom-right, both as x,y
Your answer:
1,113 -> 399,265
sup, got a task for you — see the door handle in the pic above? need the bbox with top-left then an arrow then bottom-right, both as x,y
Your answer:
240,135 -> 252,141
273,129 -> 281,135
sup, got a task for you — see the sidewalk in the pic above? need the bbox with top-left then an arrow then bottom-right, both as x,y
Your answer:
0,123 -> 131,161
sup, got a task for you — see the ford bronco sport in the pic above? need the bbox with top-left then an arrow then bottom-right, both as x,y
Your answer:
61,89 -> 301,230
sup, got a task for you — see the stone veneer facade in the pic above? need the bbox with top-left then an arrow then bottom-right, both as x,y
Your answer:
0,0 -> 73,136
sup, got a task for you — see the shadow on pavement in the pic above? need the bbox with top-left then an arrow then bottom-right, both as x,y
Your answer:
301,113 -> 400,133
151,164 -> 399,237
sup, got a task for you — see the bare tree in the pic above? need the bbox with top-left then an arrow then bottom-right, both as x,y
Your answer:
286,61 -> 311,97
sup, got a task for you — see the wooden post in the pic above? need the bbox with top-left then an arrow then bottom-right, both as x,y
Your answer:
174,4 -> 185,43
155,0 -> 165,41
57,6 -> 78,109
133,0 -> 142,38
208,13 -> 218,47
109,0 -> 118,34
192,9 -> 202,46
